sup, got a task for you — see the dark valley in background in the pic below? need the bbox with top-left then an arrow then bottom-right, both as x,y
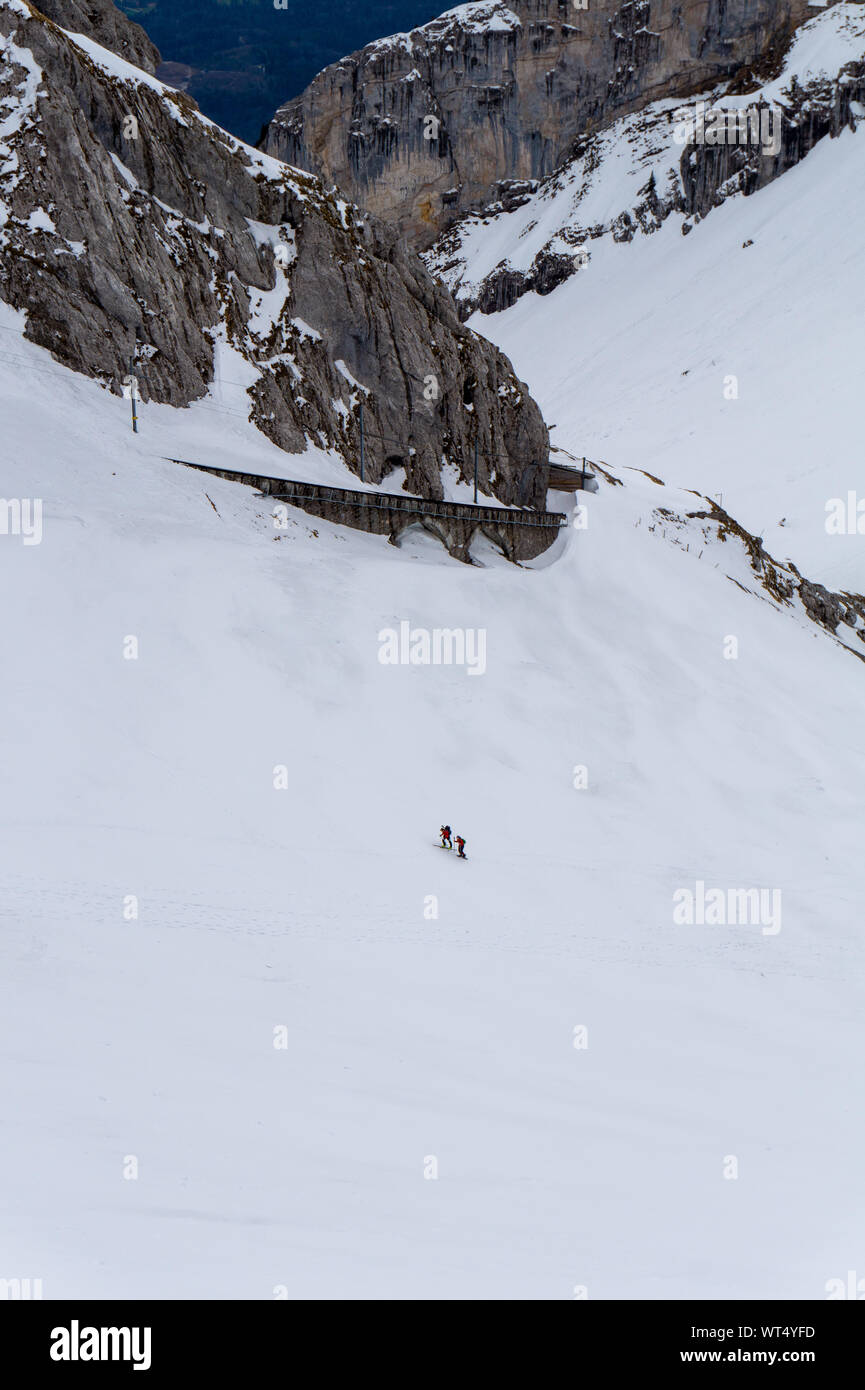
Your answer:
117,0 -> 440,145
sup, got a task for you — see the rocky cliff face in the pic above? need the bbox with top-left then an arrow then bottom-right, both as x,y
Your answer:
0,0 -> 549,505
35,0 -> 159,73
262,0 -> 826,248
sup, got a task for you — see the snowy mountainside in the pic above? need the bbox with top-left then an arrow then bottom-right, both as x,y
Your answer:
427,4 -> 865,314
0,0 -> 862,1306
1,289 -> 864,1296
427,6 -> 865,590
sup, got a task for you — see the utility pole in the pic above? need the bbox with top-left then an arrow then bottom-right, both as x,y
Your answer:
359,400 -> 365,483
473,436 -> 478,504
127,355 -> 139,434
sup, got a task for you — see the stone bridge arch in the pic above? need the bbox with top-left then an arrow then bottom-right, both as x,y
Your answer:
389,515 -> 454,556
168,458 -> 569,564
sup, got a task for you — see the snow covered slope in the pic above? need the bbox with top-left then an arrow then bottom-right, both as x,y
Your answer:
429,4 -> 865,590
1,282 -> 863,1299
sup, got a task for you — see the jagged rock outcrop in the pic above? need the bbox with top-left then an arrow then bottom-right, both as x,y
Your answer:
0,0 -> 549,504
34,0 -> 160,74
681,58 -> 865,220
263,0 -> 826,248
652,490 -> 865,661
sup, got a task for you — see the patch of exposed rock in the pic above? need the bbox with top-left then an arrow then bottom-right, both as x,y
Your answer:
651,490 -> 865,661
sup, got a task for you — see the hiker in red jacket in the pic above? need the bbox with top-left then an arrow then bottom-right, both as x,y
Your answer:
455,835 -> 466,859
440,825 -> 452,849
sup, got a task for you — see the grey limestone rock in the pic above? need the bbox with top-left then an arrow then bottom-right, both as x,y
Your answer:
263,0 -> 825,248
